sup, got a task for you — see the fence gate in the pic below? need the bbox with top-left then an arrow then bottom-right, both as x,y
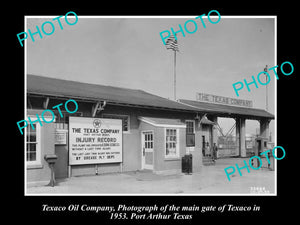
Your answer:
216,122 -> 239,158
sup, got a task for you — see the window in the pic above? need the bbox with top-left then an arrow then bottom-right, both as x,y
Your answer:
186,120 -> 195,147
55,111 -> 82,130
102,114 -> 130,133
26,123 -> 41,166
186,120 -> 195,134
165,128 -> 179,158
144,132 -> 153,149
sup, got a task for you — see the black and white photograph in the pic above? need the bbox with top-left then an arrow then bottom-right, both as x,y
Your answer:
23,14 -> 276,195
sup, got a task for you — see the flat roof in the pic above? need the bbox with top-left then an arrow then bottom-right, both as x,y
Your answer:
27,74 -> 197,112
179,99 -> 274,120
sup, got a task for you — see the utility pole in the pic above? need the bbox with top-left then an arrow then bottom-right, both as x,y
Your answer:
264,65 -> 268,111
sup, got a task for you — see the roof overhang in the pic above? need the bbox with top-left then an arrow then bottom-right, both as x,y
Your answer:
138,117 -> 186,128
178,99 -> 275,120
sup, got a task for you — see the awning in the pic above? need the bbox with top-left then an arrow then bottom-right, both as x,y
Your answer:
138,117 -> 186,128
200,115 -> 215,125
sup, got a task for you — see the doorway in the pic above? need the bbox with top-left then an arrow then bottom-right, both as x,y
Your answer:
141,131 -> 154,170
202,135 -> 205,156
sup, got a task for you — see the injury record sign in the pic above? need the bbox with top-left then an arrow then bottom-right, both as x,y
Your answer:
69,117 -> 122,165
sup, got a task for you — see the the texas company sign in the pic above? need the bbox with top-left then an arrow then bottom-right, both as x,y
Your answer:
196,93 -> 253,108
69,117 -> 123,165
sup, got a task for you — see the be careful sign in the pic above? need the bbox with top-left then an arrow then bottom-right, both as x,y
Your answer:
69,117 -> 122,165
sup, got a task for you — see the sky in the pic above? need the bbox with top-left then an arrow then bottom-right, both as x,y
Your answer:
26,15 -> 276,140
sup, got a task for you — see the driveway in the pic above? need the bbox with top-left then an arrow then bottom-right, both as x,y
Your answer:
26,157 -> 275,195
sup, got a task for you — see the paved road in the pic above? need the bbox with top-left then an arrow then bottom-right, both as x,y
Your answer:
27,157 -> 275,195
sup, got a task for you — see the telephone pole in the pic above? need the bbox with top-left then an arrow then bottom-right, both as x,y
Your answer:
264,65 -> 268,111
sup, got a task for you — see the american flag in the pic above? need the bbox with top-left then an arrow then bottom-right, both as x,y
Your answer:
165,35 -> 179,52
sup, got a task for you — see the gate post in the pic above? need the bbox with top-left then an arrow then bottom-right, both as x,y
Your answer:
240,118 -> 246,157
235,118 -> 240,156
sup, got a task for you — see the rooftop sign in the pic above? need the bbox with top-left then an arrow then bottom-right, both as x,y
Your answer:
196,93 -> 253,108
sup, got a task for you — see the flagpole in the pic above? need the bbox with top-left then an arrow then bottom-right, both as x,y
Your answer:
165,35 -> 178,101
174,49 -> 176,100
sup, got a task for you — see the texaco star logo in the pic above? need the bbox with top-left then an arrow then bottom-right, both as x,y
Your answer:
93,119 -> 102,128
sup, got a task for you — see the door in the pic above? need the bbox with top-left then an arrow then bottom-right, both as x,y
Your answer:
141,131 -> 154,170
54,128 -> 69,179
202,135 -> 205,156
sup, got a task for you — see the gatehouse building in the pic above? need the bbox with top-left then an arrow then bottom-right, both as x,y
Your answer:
25,74 -> 274,186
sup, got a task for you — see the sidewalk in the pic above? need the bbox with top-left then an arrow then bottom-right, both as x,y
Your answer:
26,157 -> 275,195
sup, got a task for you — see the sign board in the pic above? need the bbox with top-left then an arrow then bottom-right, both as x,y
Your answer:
196,93 -> 253,108
246,140 -> 253,149
55,129 -> 67,145
69,117 -> 122,165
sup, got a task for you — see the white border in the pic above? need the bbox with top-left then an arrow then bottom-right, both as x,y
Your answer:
24,15 -> 277,196
274,15 -> 277,195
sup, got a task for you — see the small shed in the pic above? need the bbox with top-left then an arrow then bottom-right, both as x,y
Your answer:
138,117 -> 188,174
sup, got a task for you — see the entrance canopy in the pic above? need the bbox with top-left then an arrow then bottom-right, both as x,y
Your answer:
179,99 -> 274,120
200,116 -> 215,125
